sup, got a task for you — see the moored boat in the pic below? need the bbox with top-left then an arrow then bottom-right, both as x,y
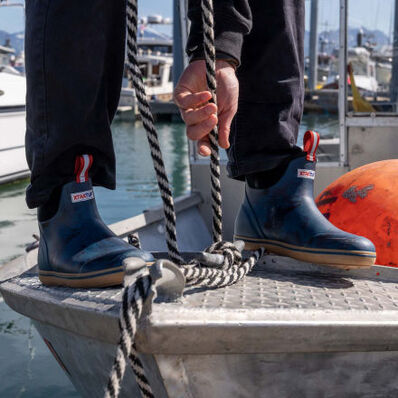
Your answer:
0,70 -> 29,184
117,23 -> 176,121
0,2 -> 29,185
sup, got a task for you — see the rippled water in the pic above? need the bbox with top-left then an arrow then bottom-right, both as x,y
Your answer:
0,114 -> 337,396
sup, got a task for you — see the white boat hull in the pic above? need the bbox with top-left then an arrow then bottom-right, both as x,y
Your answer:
0,71 -> 29,184
0,108 -> 29,184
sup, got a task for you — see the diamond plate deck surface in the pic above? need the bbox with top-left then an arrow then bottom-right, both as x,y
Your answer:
10,269 -> 123,314
181,268 -> 398,311
7,260 -> 398,314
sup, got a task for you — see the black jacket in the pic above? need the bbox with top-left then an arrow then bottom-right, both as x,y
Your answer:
186,0 -> 252,66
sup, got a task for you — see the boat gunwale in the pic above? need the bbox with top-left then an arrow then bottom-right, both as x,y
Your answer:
2,257 -> 398,355
2,190 -> 398,355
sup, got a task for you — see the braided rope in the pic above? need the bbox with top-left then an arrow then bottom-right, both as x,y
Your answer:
125,0 -> 183,265
201,0 -> 223,242
104,0 -> 264,396
182,242 -> 262,288
105,271 -> 154,398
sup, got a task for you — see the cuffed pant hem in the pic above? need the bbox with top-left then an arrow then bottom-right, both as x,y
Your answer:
26,173 -> 116,209
227,147 -> 303,181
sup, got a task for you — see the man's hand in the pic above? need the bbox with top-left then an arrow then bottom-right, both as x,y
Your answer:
174,60 -> 239,156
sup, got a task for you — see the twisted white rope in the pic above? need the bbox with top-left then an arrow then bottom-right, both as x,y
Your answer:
201,0 -> 223,242
104,0 -> 264,397
105,271 -> 154,398
125,0 -> 183,265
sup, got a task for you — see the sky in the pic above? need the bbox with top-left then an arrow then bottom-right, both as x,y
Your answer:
0,0 -> 173,33
0,0 -> 396,37
304,0 -> 395,36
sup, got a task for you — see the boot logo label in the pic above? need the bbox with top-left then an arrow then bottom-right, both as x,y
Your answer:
71,189 -> 95,203
297,169 -> 315,179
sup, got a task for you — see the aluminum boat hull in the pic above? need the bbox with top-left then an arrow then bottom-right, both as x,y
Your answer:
2,196 -> 398,397
30,319 -> 398,398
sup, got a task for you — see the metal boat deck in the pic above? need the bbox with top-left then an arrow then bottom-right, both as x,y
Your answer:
2,253 -> 398,397
3,254 -> 398,354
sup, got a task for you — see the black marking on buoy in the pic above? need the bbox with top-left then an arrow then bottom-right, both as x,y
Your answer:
316,196 -> 338,207
342,185 -> 374,203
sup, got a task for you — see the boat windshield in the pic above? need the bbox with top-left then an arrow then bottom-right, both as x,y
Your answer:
350,59 -> 368,76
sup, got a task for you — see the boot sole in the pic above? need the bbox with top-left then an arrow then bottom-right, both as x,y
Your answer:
39,266 -> 126,288
234,235 -> 376,270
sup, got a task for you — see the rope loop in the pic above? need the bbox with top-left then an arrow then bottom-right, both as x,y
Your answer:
205,241 -> 243,268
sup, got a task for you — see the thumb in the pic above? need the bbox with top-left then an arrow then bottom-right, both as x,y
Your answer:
217,110 -> 235,149
198,135 -> 211,157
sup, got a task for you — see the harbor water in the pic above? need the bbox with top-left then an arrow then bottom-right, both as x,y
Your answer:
0,114 -> 337,396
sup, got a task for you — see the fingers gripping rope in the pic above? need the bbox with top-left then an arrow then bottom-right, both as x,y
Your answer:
104,0 -> 264,397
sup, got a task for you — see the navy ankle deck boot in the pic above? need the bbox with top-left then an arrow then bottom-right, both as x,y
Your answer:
234,131 -> 376,269
38,155 -> 153,287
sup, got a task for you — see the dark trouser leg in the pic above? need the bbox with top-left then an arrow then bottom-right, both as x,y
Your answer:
25,0 -> 126,208
227,0 -> 305,180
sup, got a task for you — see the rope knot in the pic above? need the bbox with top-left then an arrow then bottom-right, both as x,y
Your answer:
205,241 -> 243,269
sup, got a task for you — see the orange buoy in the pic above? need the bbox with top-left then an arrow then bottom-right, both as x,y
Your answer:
316,160 -> 398,267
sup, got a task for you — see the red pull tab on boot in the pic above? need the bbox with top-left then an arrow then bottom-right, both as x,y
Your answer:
74,154 -> 93,183
303,130 -> 320,162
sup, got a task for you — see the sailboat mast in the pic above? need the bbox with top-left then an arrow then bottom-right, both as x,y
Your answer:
308,0 -> 319,91
173,0 -> 189,88
391,0 -> 398,103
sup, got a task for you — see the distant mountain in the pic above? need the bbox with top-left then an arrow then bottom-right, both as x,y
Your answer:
305,27 -> 390,56
0,30 -> 24,53
1,26 -> 391,58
